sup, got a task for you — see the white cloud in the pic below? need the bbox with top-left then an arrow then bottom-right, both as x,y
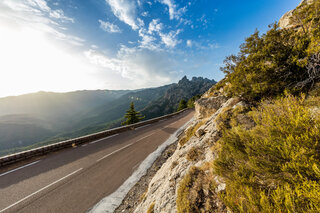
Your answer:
103,1 -> 183,50
159,0 -> 187,20
138,29 -> 158,50
0,0 -> 81,46
91,44 -> 99,49
4,0 -> 74,23
141,11 -> 148,17
49,9 -> 74,23
137,17 -> 145,27
148,19 -> 163,34
99,20 -> 121,33
105,0 -> 138,30
159,30 -> 181,48
84,46 -> 177,88
186,40 -> 192,47
160,0 -> 177,20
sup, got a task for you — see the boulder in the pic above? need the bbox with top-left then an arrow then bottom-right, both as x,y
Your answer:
194,96 -> 228,119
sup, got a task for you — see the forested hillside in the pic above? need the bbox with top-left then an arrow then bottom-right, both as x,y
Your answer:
0,76 -> 215,156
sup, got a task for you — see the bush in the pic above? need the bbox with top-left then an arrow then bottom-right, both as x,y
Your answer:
220,1 -> 320,102
214,95 -> 320,212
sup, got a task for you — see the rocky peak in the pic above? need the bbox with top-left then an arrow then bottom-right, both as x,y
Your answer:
178,76 -> 189,85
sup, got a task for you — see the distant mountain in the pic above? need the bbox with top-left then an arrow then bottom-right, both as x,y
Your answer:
0,77 -> 215,156
0,90 -> 131,130
141,76 -> 216,119
0,90 -> 132,155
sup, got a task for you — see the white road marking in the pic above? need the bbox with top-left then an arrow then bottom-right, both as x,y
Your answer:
135,124 -> 151,130
95,118 -> 180,161
0,160 -> 41,177
89,134 -> 119,145
161,121 -> 179,129
96,131 -> 157,162
81,144 -> 88,147
97,143 -> 134,162
0,168 -> 83,213
135,132 -> 155,142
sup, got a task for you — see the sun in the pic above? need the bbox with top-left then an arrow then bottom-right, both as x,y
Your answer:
0,25 -> 99,98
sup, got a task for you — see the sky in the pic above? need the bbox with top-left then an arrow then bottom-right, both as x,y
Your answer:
0,0 -> 302,98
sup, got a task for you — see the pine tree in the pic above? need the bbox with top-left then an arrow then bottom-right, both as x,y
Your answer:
122,102 -> 144,126
177,99 -> 187,111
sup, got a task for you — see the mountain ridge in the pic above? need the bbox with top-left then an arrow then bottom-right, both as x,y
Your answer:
0,76 -> 216,156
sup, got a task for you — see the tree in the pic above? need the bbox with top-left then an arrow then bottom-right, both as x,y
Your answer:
221,24 -> 311,102
121,102 -> 144,126
177,99 -> 187,111
187,95 -> 201,108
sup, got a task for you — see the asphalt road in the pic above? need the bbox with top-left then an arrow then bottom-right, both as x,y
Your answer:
0,110 -> 194,213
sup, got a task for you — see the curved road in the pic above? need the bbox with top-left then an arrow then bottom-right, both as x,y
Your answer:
0,110 -> 194,213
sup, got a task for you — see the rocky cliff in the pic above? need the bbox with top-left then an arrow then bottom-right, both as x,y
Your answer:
132,91 -> 242,212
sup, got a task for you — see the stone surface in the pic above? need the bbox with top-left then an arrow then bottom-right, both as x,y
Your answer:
194,96 -> 228,119
134,97 -> 240,213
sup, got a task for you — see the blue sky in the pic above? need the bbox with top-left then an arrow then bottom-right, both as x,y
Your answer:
0,0 -> 301,97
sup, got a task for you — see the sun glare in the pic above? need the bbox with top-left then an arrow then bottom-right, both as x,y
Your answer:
0,25 -> 100,98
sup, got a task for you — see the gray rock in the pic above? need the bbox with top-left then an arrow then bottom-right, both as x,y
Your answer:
195,96 -> 228,119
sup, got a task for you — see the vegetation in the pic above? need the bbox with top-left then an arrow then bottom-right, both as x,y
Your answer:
187,95 -> 201,108
121,102 -> 144,125
177,95 -> 202,111
177,166 -> 222,213
218,0 -> 320,102
214,95 -> 320,212
0,76 -> 214,157
179,120 -> 207,146
177,99 -> 187,111
147,202 -> 155,213
142,77 -> 215,119
176,2 -> 320,212
186,147 -> 204,162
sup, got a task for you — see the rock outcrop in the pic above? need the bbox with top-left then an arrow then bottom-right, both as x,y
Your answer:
134,96 -> 241,212
279,0 -> 315,29
194,96 -> 228,119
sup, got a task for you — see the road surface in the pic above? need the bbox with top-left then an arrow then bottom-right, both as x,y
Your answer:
0,110 -> 194,213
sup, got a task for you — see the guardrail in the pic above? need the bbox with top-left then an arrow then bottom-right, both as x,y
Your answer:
0,109 -> 189,167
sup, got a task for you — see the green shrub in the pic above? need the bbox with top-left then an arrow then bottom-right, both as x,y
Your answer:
214,95 -> 320,212
220,1 -> 320,102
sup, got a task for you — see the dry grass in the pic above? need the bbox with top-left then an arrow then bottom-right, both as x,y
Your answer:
179,120 -> 207,146
176,166 -> 225,213
147,202 -> 155,213
186,147 -> 204,162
